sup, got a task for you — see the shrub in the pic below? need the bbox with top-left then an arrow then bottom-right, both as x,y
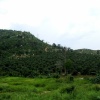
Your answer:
0,94 -> 11,100
90,95 -> 100,100
51,73 -> 60,78
89,74 -> 100,84
0,87 -> 3,92
60,85 -> 75,94
32,88 -> 38,93
93,85 -> 100,91
55,78 -> 64,83
34,83 -> 45,87
66,74 -> 74,83
94,74 -> 100,84
46,83 -> 59,91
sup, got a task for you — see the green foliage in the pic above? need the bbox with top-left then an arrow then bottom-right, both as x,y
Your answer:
0,29 -> 100,77
90,74 -> 100,84
0,76 -> 100,100
0,29 -> 64,77
66,74 -> 74,83
50,73 -> 60,78
60,85 -> 75,94
0,94 -> 11,100
64,59 -> 74,74
93,85 -> 100,91
34,83 -> 45,87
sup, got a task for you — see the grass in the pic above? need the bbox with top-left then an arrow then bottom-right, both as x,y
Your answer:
0,76 -> 100,100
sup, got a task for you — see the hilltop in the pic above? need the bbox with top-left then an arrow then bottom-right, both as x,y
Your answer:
0,29 -> 50,56
75,49 -> 100,55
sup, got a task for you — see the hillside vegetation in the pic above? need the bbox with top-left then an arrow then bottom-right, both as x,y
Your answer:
0,29 -> 100,77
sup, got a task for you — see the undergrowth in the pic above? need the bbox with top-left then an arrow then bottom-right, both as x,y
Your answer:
0,76 -> 99,100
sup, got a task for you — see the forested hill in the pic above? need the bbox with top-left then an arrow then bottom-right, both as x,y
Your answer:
75,49 -> 100,55
0,29 -> 50,55
0,29 -> 66,77
0,29 -> 100,77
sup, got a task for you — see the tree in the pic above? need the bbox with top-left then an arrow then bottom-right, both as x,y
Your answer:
97,50 -> 100,55
64,59 -> 74,75
52,43 -> 56,47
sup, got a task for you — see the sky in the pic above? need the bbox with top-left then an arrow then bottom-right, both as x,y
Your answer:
0,0 -> 100,50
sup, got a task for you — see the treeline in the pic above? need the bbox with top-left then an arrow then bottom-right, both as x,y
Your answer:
0,29 -> 100,77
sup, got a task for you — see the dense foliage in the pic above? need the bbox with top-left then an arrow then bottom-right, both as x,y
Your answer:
0,29 -> 100,77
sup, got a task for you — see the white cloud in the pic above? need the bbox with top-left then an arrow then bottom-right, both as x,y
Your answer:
0,0 -> 100,49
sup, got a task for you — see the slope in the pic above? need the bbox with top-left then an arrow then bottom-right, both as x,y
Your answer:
0,29 -> 65,77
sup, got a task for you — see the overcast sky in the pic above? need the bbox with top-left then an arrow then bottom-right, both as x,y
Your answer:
0,0 -> 100,50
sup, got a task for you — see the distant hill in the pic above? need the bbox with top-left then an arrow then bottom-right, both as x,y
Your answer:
75,49 -> 100,55
0,29 -> 100,77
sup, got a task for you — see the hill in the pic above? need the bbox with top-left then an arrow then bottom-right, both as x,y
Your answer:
75,49 -> 100,55
0,29 -> 100,77
0,29 -> 66,77
0,29 -> 49,56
